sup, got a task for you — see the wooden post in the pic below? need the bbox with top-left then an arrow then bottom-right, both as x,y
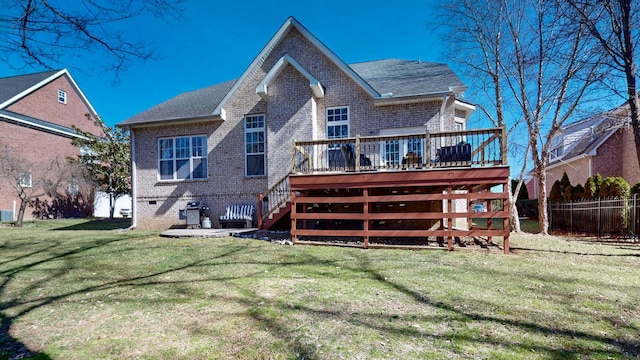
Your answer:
503,181 -> 510,254
355,135 -> 361,172
447,185 -> 453,251
363,188 -> 369,248
425,130 -> 431,168
291,139 -> 296,173
290,190 -> 297,244
500,125 -> 508,165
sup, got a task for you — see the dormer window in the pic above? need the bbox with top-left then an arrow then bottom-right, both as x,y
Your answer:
549,135 -> 564,160
58,89 -> 67,104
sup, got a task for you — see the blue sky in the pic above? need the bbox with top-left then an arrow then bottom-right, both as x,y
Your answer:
2,0 -> 453,128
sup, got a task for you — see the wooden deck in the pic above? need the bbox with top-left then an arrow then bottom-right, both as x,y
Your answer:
289,166 -> 511,253
259,127 -> 511,253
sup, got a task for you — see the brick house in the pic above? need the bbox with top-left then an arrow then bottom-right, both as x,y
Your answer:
118,17 -> 484,231
0,69 -> 103,221
526,102 -> 640,199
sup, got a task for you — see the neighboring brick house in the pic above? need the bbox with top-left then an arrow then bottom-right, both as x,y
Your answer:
526,102 -> 640,199
0,69 -> 103,221
118,17 -> 476,230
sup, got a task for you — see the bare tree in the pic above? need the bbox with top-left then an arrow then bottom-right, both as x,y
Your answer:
562,0 -> 640,172
0,0 -> 182,75
0,146 -> 72,227
440,0 -> 605,234
439,0 -> 527,232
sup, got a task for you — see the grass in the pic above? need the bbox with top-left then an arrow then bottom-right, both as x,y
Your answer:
1,219 -> 639,359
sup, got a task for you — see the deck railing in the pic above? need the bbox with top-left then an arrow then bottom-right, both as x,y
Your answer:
293,126 -> 507,174
258,174 -> 291,226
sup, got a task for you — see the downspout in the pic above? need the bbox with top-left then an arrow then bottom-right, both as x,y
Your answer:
439,93 -> 449,132
129,128 -> 137,229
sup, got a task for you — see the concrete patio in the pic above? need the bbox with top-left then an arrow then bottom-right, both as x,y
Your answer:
160,227 -> 257,239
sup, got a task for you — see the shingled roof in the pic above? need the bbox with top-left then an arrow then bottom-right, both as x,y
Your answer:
0,70 -> 60,106
119,17 -> 467,127
350,59 -> 465,98
548,103 -> 630,166
120,60 -> 464,126
0,69 -> 97,139
121,79 -> 237,126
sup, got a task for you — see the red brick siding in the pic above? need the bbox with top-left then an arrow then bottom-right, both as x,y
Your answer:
0,74 -> 102,220
6,75 -> 102,134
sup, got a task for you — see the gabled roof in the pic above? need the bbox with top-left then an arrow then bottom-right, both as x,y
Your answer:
0,69 -> 99,138
121,79 -> 237,126
0,70 -> 60,105
211,17 -> 380,120
0,69 -> 98,116
256,54 -> 324,100
350,59 -> 466,99
548,103 -> 630,167
119,17 -> 468,127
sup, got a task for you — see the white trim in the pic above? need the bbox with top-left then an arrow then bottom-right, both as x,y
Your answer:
326,106 -> 350,139
157,135 -> 208,181
213,17 -> 378,119
58,89 -> 67,104
0,69 -> 99,119
256,54 -> 324,99
130,130 -> 137,229
0,112 -> 89,140
454,98 -> 475,119
546,153 -> 589,171
244,114 -> 266,177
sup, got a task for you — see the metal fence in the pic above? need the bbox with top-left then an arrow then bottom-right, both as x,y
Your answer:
549,195 -> 640,238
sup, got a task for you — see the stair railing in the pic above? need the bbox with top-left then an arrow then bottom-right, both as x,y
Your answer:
258,173 -> 291,227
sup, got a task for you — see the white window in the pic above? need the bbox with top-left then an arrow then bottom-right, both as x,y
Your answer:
19,173 -> 32,187
68,179 -> 79,196
549,135 -> 564,160
454,121 -> 465,143
158,135 -> 207,180
327,107 -> 349,140
326,107 -> 350,167
380,127 -> 426,166
245,115 -> 265,177
58,89 -> 67,104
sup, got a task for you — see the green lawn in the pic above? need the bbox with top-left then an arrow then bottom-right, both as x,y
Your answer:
1,219 -> 639,359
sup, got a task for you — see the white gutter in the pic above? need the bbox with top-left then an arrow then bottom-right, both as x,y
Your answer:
129,129 -> 137,229
546,153 -> 589,171
0,112 -> 89,140
439,93 -> 450,132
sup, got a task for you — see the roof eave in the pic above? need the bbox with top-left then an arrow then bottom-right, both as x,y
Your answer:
373,91 -> 454,106
0,112 -> 88,140
0,69 -> 99,119
117,114 -> 223,129
213,17 -> 378,119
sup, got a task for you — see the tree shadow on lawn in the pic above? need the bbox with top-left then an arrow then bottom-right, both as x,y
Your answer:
0,235 -> 255,359
510,246 -> 640,257
1,313 -> 51,360
218,251 -> 640,359
52,218 -> 132,231
349,258 -> 640,358
2,234 -> 638,359
0,232 -> 143,359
